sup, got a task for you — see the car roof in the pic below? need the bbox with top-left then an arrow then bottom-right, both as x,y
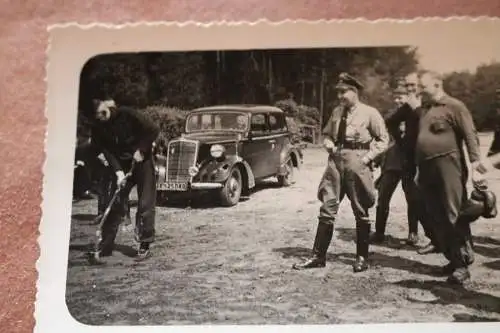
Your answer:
190,104 -> 284,114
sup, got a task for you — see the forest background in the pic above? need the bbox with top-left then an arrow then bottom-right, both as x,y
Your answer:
76,47 -> 500,144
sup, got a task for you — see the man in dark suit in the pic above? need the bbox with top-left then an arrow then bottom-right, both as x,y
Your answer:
88,99 -> 160,264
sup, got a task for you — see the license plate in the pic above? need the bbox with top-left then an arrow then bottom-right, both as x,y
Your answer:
158,182 -> 188,191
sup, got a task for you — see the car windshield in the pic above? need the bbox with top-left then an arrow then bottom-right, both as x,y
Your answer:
186,111 -> 249,133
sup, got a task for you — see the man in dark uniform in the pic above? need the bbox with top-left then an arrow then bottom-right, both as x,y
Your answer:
293,73 -> 389,272
88,99 -> 160,263
415,70 -> 486,284
371,84 -> 421,245
384,72 -> 442,255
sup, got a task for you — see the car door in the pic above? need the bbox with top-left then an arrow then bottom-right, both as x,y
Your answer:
241,112 -> 271,180
267,112 -> 289,174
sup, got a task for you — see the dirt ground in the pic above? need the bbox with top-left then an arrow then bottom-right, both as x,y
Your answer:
66,134 -> 500,325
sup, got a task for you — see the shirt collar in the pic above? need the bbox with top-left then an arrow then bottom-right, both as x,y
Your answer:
423,94 -> 450,108
345,101 -> 360,113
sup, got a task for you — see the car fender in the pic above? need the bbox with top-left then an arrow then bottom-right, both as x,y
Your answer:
278,143 -> 302,174
196,155 -> 255,191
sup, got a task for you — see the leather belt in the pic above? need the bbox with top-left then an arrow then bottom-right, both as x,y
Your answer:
337,141 -> 370,150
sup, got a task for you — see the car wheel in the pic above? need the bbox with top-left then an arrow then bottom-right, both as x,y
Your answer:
278,157 -> 294,187
220,167 -> 242,207
156,191 -> 167,206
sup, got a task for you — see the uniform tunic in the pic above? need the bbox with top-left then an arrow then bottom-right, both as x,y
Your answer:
318,102 -> 389,222
415,94 -> 480,268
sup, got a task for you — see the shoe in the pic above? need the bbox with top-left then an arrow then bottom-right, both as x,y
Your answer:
447,267 -> 470,285
87,244 -> 113,265
440,263 -> 454,276
292,257 -> 326,269
417,242 -> 438,255
369,232 -> 386,244
135,243 -> 152,262
353,256 -> 368,272
406,232 -> 419,246
293,221 -> 333,270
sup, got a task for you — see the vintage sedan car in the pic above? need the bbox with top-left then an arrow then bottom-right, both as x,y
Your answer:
155,105 -> 303,206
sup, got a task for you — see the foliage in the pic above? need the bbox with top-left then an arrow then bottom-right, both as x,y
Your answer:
141,105 -> 187,149
274,99 -> 299,117
443,62 -> 500,131
296,105 -> 320,126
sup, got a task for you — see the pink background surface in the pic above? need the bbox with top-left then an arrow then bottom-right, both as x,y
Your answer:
1,1 -> 500,332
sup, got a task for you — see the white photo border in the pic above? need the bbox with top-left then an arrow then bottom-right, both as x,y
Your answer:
38,18 -> 500,333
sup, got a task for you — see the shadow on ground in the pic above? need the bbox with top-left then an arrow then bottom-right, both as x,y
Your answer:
272,246 -> 337,263
395,279 -> 500,314
69,243 -> 138,258
273,247 -> 443,277
71,213 -> 97,223
453,313 -> 499,322
473,244 -> 500,259
483,260 -> 500,270
473,235 -> 500,247
335,227 -> 417,251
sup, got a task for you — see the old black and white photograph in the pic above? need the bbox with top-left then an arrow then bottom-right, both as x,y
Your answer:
39,19 -> 500,332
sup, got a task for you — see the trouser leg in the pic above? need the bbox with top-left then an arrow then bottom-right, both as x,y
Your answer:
372,170 -> 400,241
293,155 -> 341,270
97,180 -> 133,255
133,158 -> 157,245
96,167 -> 114,218
418,154 -> 470,279
401,173 -> 419,235
344,150 -> 376,272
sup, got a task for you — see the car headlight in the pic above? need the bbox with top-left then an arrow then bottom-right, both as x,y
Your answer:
210,144 -> 225,158
188,166 -> 199,177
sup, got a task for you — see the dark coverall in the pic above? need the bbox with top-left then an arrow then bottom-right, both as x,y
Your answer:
373,114 -> 420,241
91,106 -> 160,253
415,95 -> 480,271
316,102 -> 389,267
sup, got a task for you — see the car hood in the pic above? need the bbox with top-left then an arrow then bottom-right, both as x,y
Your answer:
180,132 -> 244,144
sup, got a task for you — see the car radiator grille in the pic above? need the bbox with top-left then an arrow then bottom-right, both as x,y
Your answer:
166,139 -> 198,183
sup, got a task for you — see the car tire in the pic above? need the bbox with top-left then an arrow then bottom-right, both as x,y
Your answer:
277,157 -> 294,187
219,167 -> 242,207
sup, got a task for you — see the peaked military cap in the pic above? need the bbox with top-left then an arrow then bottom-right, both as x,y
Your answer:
335,72 -> 364,91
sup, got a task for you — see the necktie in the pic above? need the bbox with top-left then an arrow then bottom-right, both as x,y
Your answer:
336,106 -> 348,147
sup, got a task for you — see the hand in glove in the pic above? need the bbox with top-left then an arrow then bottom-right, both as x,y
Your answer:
115,171 -> 127,188
133,150 -> 144,162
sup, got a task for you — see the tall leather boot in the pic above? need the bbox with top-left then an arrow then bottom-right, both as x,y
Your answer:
353,220 -> 370,272
370,208 -> 388,244
293,220 -> 334,270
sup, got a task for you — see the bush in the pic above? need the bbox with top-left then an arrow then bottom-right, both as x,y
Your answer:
141,105 -> 187,151
296,105 -> 320,126
274,99 -> 299,117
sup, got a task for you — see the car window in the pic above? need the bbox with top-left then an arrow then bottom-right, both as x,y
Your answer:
186,112 -> 248,132
269,113 -> 287,133
250,113 -> 268,135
